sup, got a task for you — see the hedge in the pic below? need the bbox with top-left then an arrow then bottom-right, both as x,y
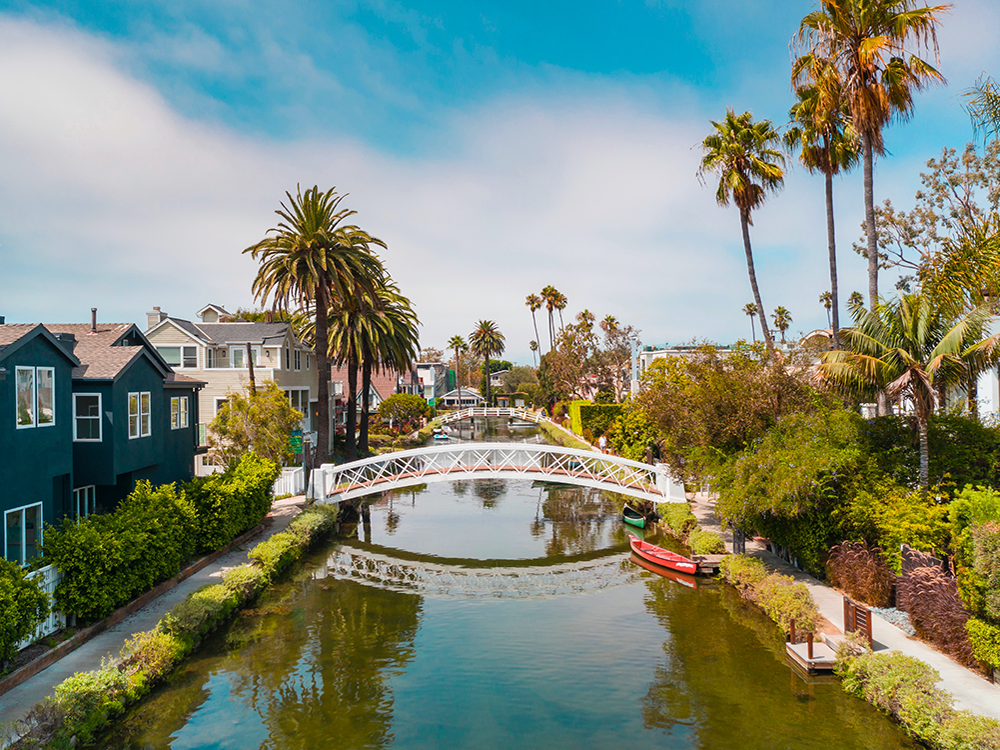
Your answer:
836,647 -> 1000,750
538,420 -> 593,451
14,504 -> 339,749
43,454 -> 279,623
967,617 -> 1000,671
0,558 -> 50,668
718,554 -> 819,633
655,502 -> 726,555
688,528 -> 726,555
568,401 -> 623,438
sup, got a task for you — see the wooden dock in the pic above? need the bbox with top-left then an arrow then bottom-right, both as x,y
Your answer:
691,554 -> 725,575
785,639 -> 837,674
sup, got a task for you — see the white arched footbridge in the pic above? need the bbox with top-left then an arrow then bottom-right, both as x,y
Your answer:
308,442 -> 686,505
438,407 -> 548,425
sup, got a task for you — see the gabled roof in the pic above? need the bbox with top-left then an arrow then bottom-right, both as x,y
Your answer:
0,324 -> 81,366
196,303 -> 232,319
45,323 -> 171,380
149,316 -> 304,348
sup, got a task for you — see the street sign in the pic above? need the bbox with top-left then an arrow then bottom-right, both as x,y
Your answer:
289,429 -> 303,450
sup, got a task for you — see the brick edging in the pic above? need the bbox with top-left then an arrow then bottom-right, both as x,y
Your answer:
0,521 -> 269,698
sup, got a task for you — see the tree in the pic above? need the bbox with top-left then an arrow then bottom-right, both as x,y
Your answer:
965,73 -> 1000,143
819,291 -> 833,328
500,365 -> 538,393
209,381 -> 303,467
541,285 -> 560,351
849,291 -> 865,307
468,320 -> 505,406
529,339 -> 539,366
798,0 -> 948,311
419,346 -> 444,363
0,558 -> 49,667
743,302 -> 758,342
817,294 -> 1000,488
448,334 -> 466,410
525,294 -> 542,357
772,306 -> 792,343
698,109 -> 785,353
244,185 -> 384,462
786,58 -> 859,349
378,393 -> 429,435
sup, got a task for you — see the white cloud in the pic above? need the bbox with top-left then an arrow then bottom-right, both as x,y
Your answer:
0,15 -> 911,362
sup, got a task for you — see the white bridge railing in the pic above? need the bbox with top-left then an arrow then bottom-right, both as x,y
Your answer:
439,407 -> 549,425
18,564 -> 66,651
308,442 -> 686,505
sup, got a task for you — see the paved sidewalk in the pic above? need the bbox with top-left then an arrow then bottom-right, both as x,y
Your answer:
689,492 -> 1000,721
0,496 -> 306,729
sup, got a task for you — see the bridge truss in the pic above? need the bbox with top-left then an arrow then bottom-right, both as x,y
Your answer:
438,407 -> 548,425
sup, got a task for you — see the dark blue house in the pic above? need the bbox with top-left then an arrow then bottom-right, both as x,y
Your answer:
0,324 -> 79,566
1,318 -> 203,565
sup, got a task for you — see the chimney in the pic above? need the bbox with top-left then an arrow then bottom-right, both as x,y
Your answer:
91,308 -> 97,334
0,316 -> 5,325
54,332 -> 77,354
146,306 -> 167,331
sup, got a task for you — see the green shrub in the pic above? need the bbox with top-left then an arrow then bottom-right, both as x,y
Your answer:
718,555 -> 818,634
249,532 -> 300,579
569,402 -> 623,437
719,554 -> 768,594
117,629 -> 186,685
688,528 -> 726,555
52,663 -> 133,745
658,503 -> 698,537
950,486 -> 1000,565
967,617 -> 1000,670
160,584 -> 239,639
0,557 -> 50,666
287,505 -> 338,546
972,522 -> 1000,622
222,564 -> 268,600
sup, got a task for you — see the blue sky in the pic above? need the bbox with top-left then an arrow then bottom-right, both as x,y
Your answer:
2,0 -> 999,361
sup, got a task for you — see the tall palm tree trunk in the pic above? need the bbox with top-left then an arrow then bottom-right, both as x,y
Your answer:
315,288 -> 331,462
345,355 -> 359,461
863,132 -> 878,309
918,412 -> 930,489
750,316 -> 756,342
740,210 -> 774,352
531,313 -> 540,356
484,355 -> 491,406
359,355 -> 373,455
454,345 -> 462,411
825,168 -> 841,350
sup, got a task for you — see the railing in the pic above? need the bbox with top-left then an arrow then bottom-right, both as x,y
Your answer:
439,407 -> 549,425
18,564 -> 66,651
308,442 -> 685,505
273,467 -> 305,496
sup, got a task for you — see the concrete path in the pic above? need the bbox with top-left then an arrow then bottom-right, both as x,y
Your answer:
689,492 -> 1000,721
0,496 -> 306,730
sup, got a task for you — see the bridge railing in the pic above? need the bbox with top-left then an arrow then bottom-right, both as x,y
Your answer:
438,407 -> 549,425
309,442 -> 684,504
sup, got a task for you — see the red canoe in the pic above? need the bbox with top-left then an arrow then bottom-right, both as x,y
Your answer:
630,553 -> 698,588
629,537 -> 699,575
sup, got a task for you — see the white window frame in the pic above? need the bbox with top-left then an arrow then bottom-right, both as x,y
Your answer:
182,346 -> 197,368
15,366 -> 35,429
171,396 -> 190,429
207,348 -> 218,369
4,502 -> 43,566
73,486 -> 96,519
285,348 -> 290,370
36,367 -> 55,427
294,350 -> 301,371
306,353 -> 311,370
73,393 -> 102,442
129,391 -> 151,439
215,397 -> 228,417
230,345 -> 260,369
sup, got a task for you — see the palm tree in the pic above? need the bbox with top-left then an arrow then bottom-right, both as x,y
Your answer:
817,294 -> 1000,487
529,339 -> 539,367
743,302 -> 759,342
786,59 -> 859,349
469,320 -> 505,406
541,286 -> 560,351
698,110 -> 785,353
772,306 -> 793,343
797,0 -> 947,311
966,74 -> 1000,142
244,185 -> 384,462
555,291 -> 568,330
448,334 -> 466,410
819,291 -> 833,328
526,294 -> 542,355
849,291 -> 865,307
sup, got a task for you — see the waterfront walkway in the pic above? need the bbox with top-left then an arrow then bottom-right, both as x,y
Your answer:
689,492 -> 1000,721
0,496 -> 307,731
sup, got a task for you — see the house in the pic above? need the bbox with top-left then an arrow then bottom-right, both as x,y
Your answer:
46,318 -> 204,515
416,362 -> 450,406
329,364 -> 421,432
489,369 -> 509,389
495,392 -> 530,409
144,306 -> 319,462
439,387 -> 485,409
0,322 -> 78,566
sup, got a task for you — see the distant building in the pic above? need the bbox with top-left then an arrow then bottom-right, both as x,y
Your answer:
440,387 -> 485,409
416,362 -> 449,406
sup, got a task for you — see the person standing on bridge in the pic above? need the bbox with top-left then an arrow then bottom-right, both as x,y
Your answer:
598,434 -> 608,454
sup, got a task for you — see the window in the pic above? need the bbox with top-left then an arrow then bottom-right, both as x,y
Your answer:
129,391 -> 151,438
182,347 -> 197,368
294,350 -> 301,371
73,393 -> 102,441
15,366 -> 55,428
306,354 -> 311,370
215,397 -> 228,417
5,503 -> 42,565
73,487 -> 96,519
285,347 -> 290,370
231,346 -> 244,368
157,346 -> 198,368
16,366 -> 34,428
207,349 -> 218,368
171,396 -> 189,429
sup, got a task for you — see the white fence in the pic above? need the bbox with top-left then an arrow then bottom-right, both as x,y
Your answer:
439,407 -> 549,425
274,467 -> 305,497
18,564 -> 66,651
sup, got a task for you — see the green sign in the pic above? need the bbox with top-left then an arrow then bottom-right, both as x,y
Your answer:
289,429 -> 303,450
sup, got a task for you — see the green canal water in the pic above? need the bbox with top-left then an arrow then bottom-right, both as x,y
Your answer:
100,421 -> 917,749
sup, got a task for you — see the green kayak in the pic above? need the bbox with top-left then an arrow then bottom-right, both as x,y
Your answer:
622,505 -> 646,529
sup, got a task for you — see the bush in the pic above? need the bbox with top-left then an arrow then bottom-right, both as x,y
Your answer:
658,503 -> 698,538
221,564 -> 268,600
688,528 -> 726,555
719,554 -> 768,594
837,649 -> 1000,750
52,663 -> 133,746
718,555 -> 818,634
160,584 -> 239,639
967,617 -> 1000,671
117,629 -> 185,685
0,557 -> 50,666
897,566 -> 975,667
248,532 -> 300,579
287,505 -> 339,546
826,541 -> 895,607
568,401 -> 623,437
972,522 -> 1000,622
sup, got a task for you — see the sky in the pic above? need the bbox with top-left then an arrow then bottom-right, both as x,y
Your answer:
2,0 -> 999,364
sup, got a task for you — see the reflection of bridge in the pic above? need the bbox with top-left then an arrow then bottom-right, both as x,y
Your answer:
438,407 -> 548,425
318,546 -> 642,599
309,442 -> 686,505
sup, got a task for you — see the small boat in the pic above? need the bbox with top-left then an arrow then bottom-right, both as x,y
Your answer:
433,433 -> 450,441
631,553 -> 698,588
622,505 -> 646,529
628,537 -> 698,575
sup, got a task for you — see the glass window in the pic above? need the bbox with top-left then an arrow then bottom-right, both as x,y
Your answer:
206,349 -> 217,368
231,347 -> 245,368
74,486 -> 96,518
129,392 -> 140,438
4,503 -> 42,565
140,392 -> 151,437
180,396 -> 188,428
36,368 -> 54,425
306,354 -> 310,369
285,348 -> 290,370
16,366 -> 35,428
171,397 -> 179,429
5,508 -> 22,563
158,347 -> 181,367
294,350 -> 301,370
74,393 -> 101,441
182,347 -> 197,368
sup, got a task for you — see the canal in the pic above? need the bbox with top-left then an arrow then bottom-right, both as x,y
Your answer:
100,419 -> 917,749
